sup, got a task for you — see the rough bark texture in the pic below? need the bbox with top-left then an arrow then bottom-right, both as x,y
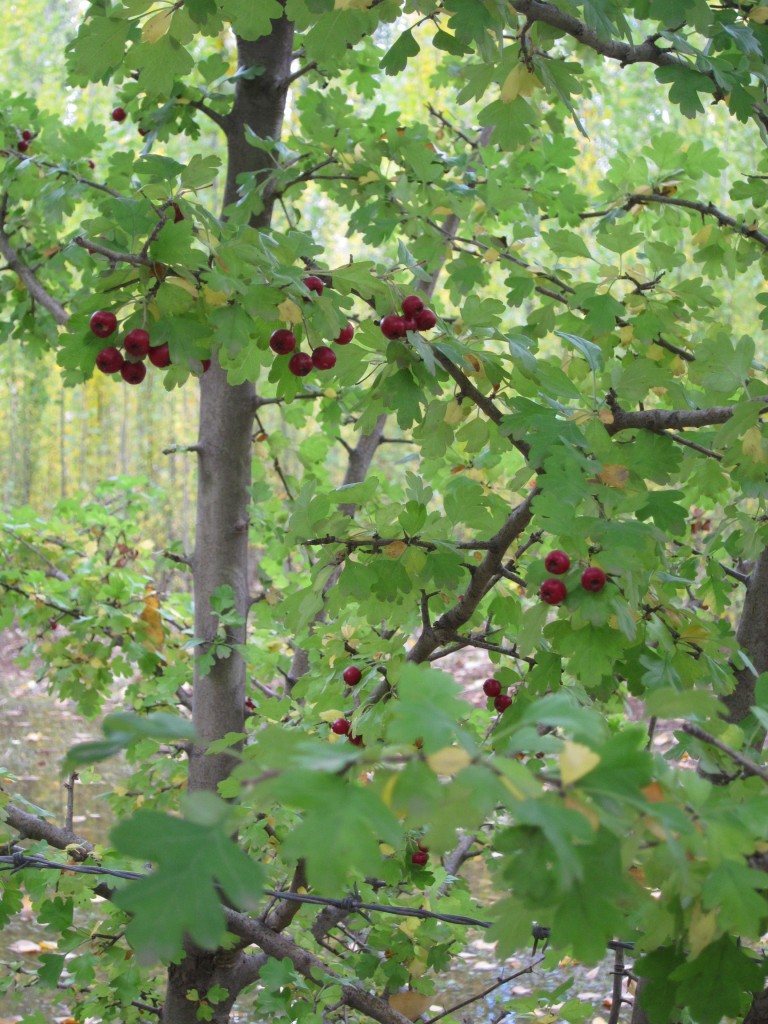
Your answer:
726,544 -> 768,724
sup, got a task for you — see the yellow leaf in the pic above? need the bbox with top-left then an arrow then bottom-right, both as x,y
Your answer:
688,901 -> 718,957
335,0 -> 373,7
559,741 -> 600,786
379,842 -> 396,856
482,246 -> 500,263
277,298 -> 302,324
166,277 -> 199,299
319,709 -> 345,723
203,286 -> 229,307
426,747 -> 472,775
465,353 -> 482,374
323,387 -> 338,399
619,325 -> 634,345
383,540 -> 407,559
140,587 -> 164,649
500,63 -> 540,103
569,408 -> 594,426
389,992 -> 433,1020
597,464 -> 629,488
678,622 -> 710,642
358,170 -> 379,185
646,343 -> 665,361
692,223 -> 713,246
381,774 -> 398,809
750,4 -> 768,19
142,9 -> 172,43
431,206 -> 454,216
742,426 -> 768,463
444,400 -> 466,425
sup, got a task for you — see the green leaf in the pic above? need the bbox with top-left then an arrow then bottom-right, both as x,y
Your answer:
380,29 -> 420,75
220,0 -> 284,40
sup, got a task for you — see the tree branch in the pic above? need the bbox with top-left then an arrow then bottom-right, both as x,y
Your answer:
0,193 -> 68,324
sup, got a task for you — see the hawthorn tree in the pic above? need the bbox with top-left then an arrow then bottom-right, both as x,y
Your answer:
4,1 -> 768,1023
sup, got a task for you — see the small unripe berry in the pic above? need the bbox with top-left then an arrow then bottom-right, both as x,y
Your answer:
544,550 -> 571,575
540,578 -> 567,605
343,666 -> 362,686
581,567 -> 607,592
483,678 -> 502,698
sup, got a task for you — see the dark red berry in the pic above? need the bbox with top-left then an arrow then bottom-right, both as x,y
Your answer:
312,345 -> 336,370
171,202 -> 184,224
494,694 -> 513,713
402,318 -> 417,333
402,294 -> 424,316
288,352 -> 313,377
380,315 -> 406,339
335,323 -> 354,345
89,310 -> 118,339
269,329 -> 297,355
138,127 -> 149,137
540,578 -> 567,605
411,849 -> 429,866
121,361 -> 146,385
349,734 -> 364,746
96,347 -> 124,374
21,130 -> 33,141
17,140 -> 29,153
111,107 -> 127,123
417,840 -> 429,852
581,567 -> 607,593
245,697 -> 256,711
483,678 -> 502,698
124,328 -> 150,358
544,550 -> 571,575
303,275 -> 324,296
87,159 -> 95,170
414,308 -> 437,331
148,343 -> 171,368
331,718 -> 351,736
343,666 -> 362,686
201,359 -> 211,372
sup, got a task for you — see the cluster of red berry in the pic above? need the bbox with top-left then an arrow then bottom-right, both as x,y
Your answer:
411,841 -> 429,866
379,294 -> 437,339
90,310 -> 206,385
539,550 -> 607,605
482,677 -> 513,713
17,129 -> 33,154
269,276 -> 356,377
330,664 -> 365,745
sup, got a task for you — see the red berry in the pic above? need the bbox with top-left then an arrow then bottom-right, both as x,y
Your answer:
312,345 -> 336,370
269,329 -> 297,355
95,347 -> 124,374
417,840 -> 429,852
201,359 -> 211,372
494,694 -> 513,713
89,310 -> 118,339
402,318 -> 417,333
124,328 -> 150,358
21,130 -> 33,141
17,140 -> 29,153
334,323 -> 354,345
581,567 -> 607,593
349,734 -> 364,746
288,352 -> 313,377
87,159 -> 95,170
414,308 -> 437,331
483,678 -> 502,698
411,850 -> 429,866
380,315 -> 406,339
343,666 -> 362,686
540,578 -> 567,605
402,294 -> 424,316
148,343 -> 171,368
171,202 -> 184,223
111,107 -> 127,123
121,361 -> 146,385
544,550 -> 571,575
245,696 -> 256,711
331,718 -> 351,736
138,127 -> 149,137
303,275 -> 324,296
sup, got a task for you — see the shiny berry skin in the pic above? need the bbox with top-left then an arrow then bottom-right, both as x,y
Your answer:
414,307 -> 437,331
148,343 -> 171,368
17,140 -> 29,153
483,678 -> 502,698
288,352 -> 313,377
312,345 -> 336,370
540,578 -> 567,605
411,849 -> 429,866
494,694 -> 513,713
90,310 -> 118,339
402,318 -> 417,333
111,107 -> 127,123
335,323 -> 354,345
96,347 -> 124,374
21,130 -> 32,141
303,275 -> 324,296
544,550 -> 571,575
121,361 -> 146,385
380,315 -> 406,340
581,567 -> 607,593
124,329 -> 150,358
343,666 -> 362,686
402,294 -> 424,317
269,329 -> 297,355
331,718 -> 351,736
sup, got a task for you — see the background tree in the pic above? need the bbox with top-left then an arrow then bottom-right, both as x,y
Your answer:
3,2 -> 768,1024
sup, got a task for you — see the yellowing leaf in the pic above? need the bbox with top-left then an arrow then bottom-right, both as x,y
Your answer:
358,170 -> 379,185
383,540 -> 407,559
646,343 -> 665,361
688,901 -> 718,957
749,4 -> 768,19
142,9 -> 172,43
692,223 -> 713,246
431,206 -> 454,216
742,426 -> 768,463
426,747 -> 472,775
569,409 -> 594,426
482,247 -> 500,263
597,464 -> 629,488
619,325 -> 634,345
559,741 -> 600,786
166,277 -> 199,299
465,353 -> 483,374
444,400 -> 466,425
678,622 -> 710,642
500,63 -> 540,102
203,286 -> 229,307
140,588 -> 164,650
390,975 -> 429,1001
334,0 -> 373,8
277,298 -> 302,324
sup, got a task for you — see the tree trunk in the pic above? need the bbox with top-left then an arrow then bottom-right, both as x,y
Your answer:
163,9 -> 295,1022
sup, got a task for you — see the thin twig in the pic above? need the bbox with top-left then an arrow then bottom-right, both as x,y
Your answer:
680,722 -> 768,783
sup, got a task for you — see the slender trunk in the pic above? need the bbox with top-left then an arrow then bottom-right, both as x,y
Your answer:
162,10 -> 295,1023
